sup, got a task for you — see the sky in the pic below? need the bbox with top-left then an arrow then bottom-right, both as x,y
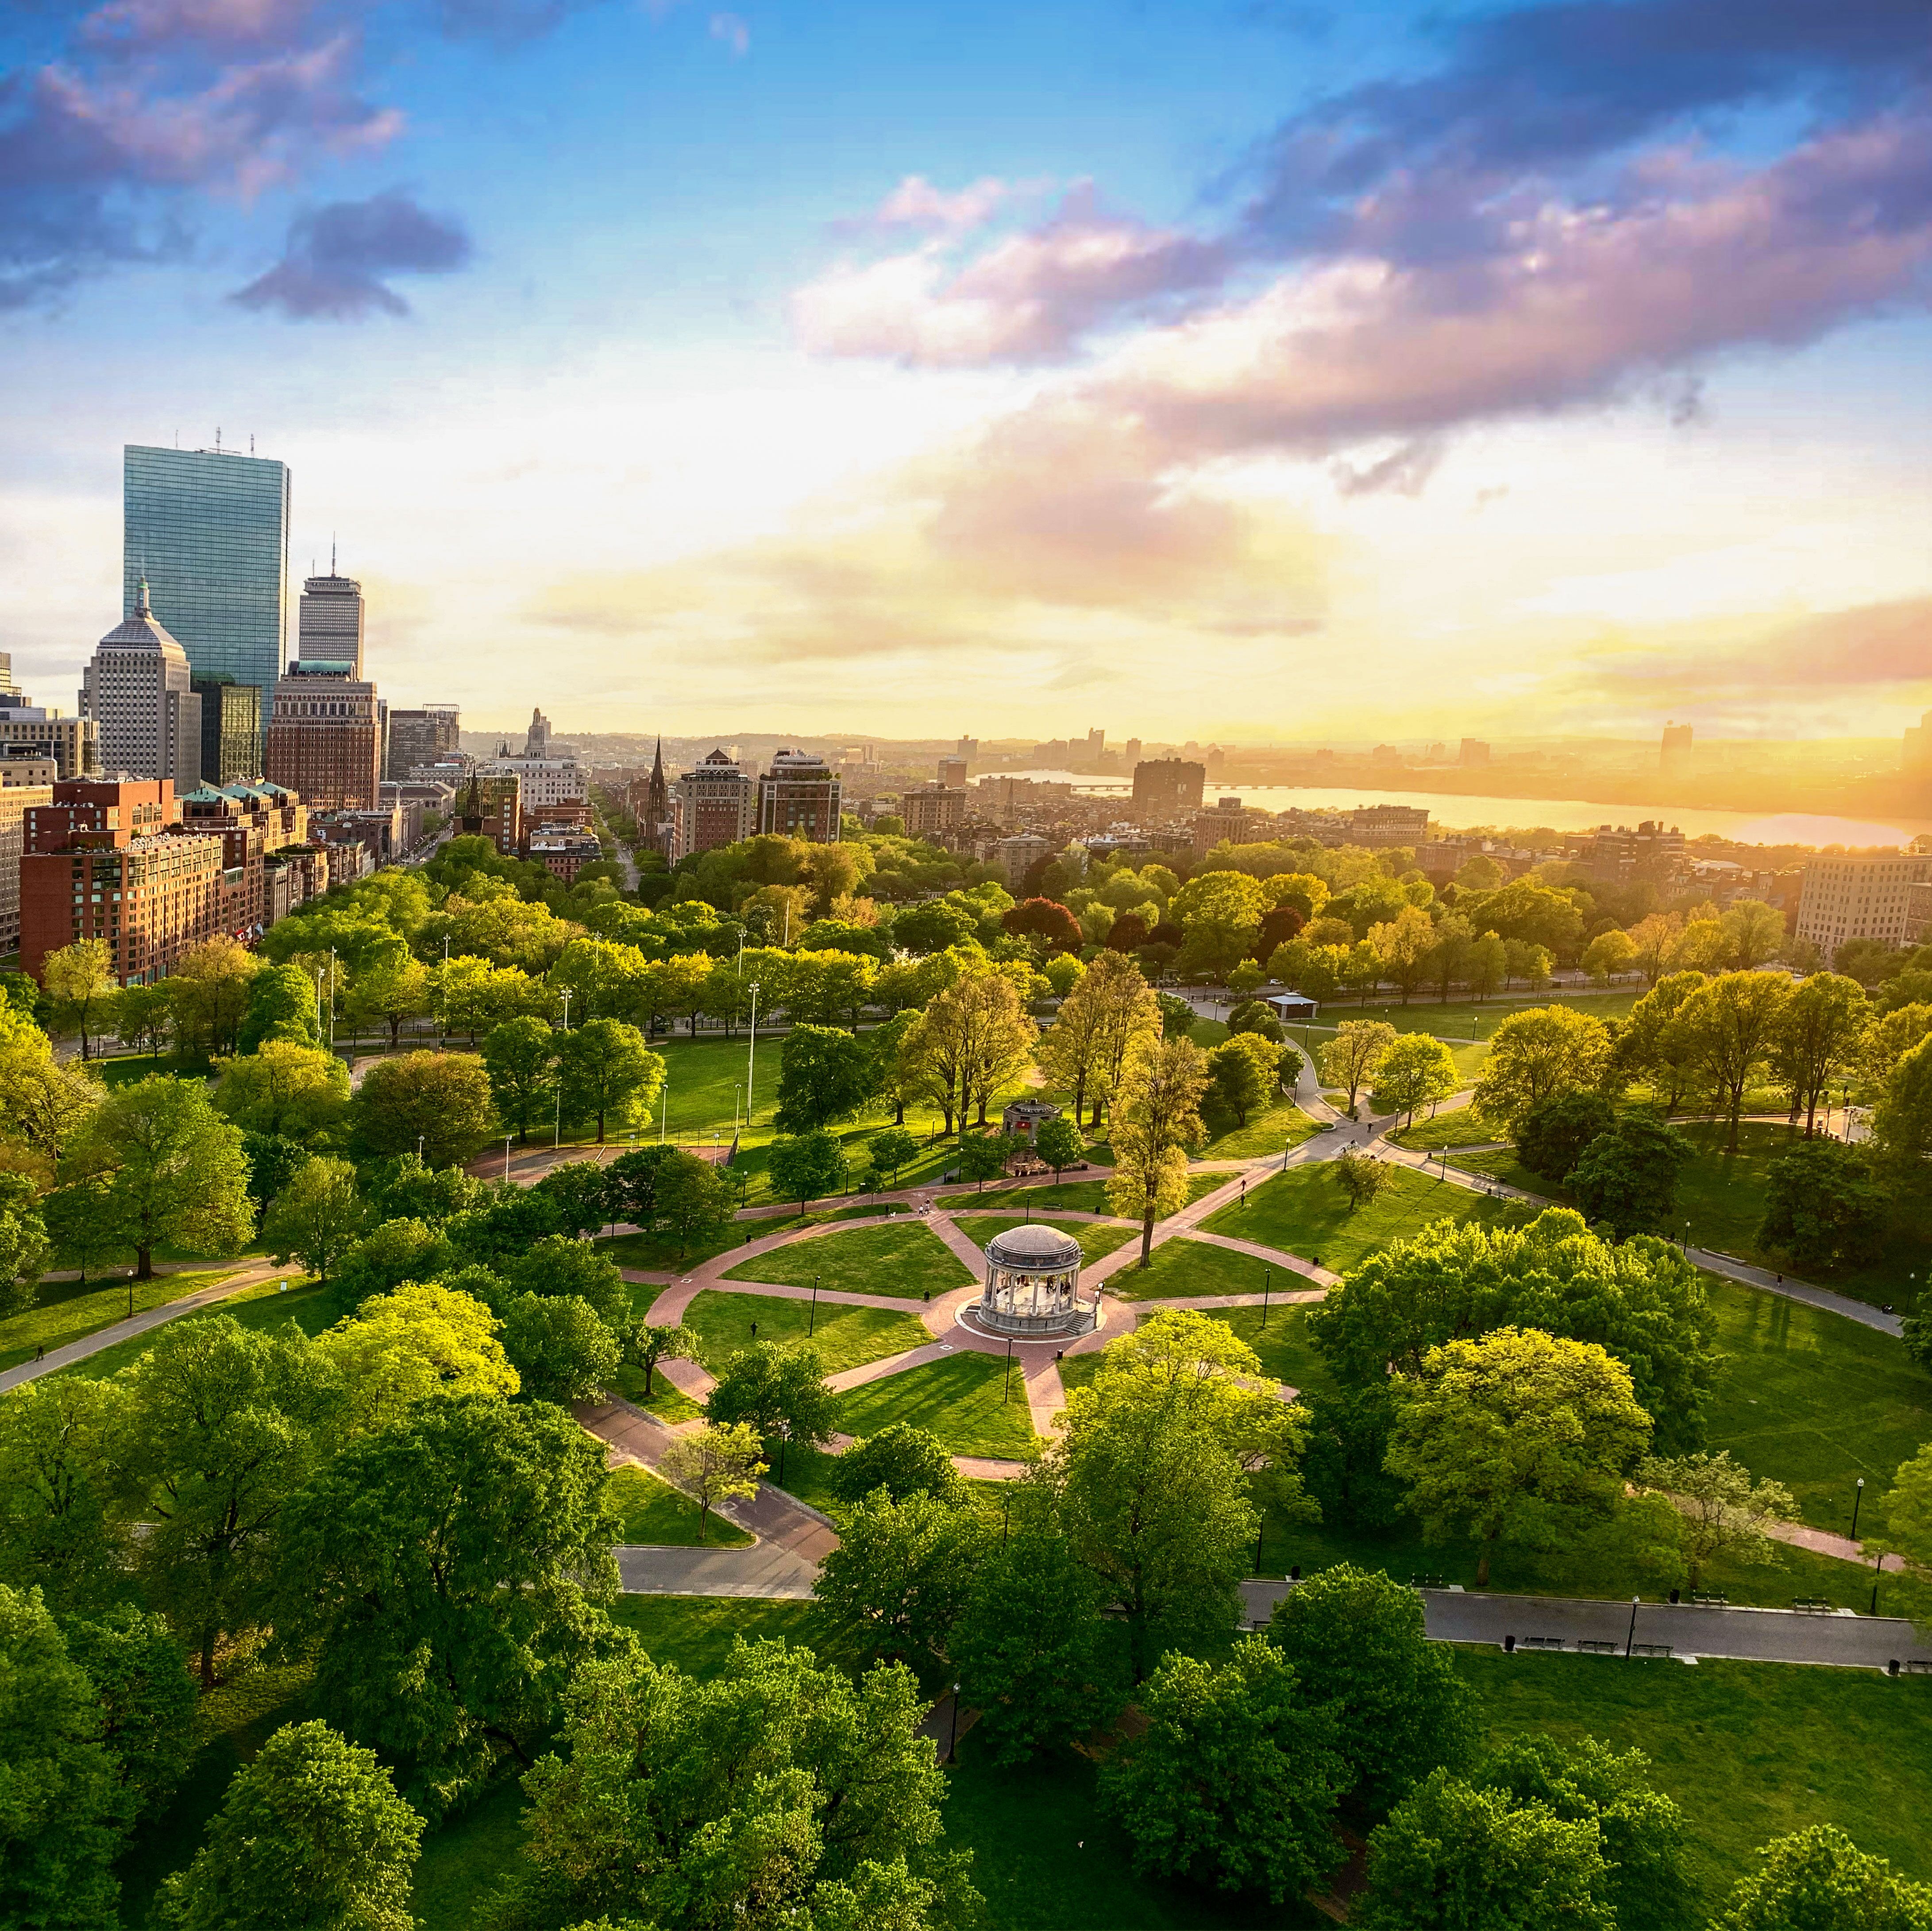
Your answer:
1,0 -> 1928,745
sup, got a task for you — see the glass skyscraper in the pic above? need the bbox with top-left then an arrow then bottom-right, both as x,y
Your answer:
123,444 -> 290,761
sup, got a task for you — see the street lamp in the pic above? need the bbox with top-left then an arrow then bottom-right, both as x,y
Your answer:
1624,1595 -> 1640,1657
1851,1477 -> 1866,1541
1261,1266 -> 1271,1331
809,1273 -> 820,1336
947,1681 -> 961,1763
503,1135 -> 513,1181
1002,1332 -> 1015,1403
746,982 -> 762,1130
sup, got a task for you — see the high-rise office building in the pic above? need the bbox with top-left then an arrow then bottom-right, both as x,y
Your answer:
297,567 -> 364,675
386,705 -> 462,778
1661,722 -> 1694,781
192,678 -> 262,785
757,749 -> 842,842
123,442 -> 290,748
80,579 -> 202,787
265,662 -> 380,809
674,750 -> 756,858
1131,757 -> 1205,815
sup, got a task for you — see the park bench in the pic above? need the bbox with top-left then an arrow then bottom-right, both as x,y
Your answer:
1631,1643 -> 1674,1658
1901,1660 -> 1932,1676
1791,1597 -> 1832,1613
1688,1591 -> 1728,1606
1519,1636 -> 1564,1651
1411,1573 -> 1446,1590
1578,1641 -> 1619,1654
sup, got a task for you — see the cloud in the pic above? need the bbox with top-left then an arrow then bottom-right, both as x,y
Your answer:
708,11 -> 747,56
863,174 -> 1017,233
79,0 -> 320,52
1331,438 -> 1444,497
229,187 -> 471,317
793,182 -> 1228,365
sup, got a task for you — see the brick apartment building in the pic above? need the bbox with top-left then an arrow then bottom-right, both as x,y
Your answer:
266,662 -> 381,809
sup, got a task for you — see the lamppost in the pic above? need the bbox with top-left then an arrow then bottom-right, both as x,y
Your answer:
809,1273 -> 820,1337
1624,1595 -> 1640,1657
1001,1489 -> 1012,1549
503,1135 -> 513,1182
1851,1477 -> 1866,1541
746,981 -> 762,1129
660,1079 -> 669,1145
416,1134 -> 425,1162
1261,1266 -> 1271,1331
559,988 -> 571,1033
1002,1332 -> 1015,1403
1872,1545 -> 1885,1616
1254,1506 -> 1266,1577
947,1680 -> 961,1763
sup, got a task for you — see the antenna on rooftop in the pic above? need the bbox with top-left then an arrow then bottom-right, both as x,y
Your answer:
215,428 -> 221,451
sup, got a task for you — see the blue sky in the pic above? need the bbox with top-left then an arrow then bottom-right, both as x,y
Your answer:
3,0 -> 1928,743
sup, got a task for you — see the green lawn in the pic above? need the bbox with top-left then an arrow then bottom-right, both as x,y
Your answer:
1108,1237 -> 1299,1303
54,1274 -> 343,1383
598,1201 -> 902,1275
965,1172 -> 1225,1216
1060,1303 -> 1332,1405
1456,1649 -> 1932,1917
835,1350 -> 1037,1458
1200,1161 -> 1531,1275
609,1364 -> 705,1420
723,1221 -> 975,1299
952,1215 -> 1140,1266
1186,1017 -> 1230,1049
681,1289 -> 931,1375
0,1266 -> 239,1372
606,1460 -> 752,1546
1390,1104 -> 1507,1150
1195,1096 -> 1321,1162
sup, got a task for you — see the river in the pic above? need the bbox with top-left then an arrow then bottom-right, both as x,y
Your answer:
990,774 -> 1932,851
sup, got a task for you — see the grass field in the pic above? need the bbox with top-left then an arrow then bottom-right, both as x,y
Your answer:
0,1266 -> 239,1371
606,1460 -> 752,1546
835,1350 -> 1037,1458
965,1172 -> 1226,1216
609,1364 -> 705,1419
54,1273 -> 342,1382
1195,1095 -> 1322,1162
724,1221 -> 975,1299
1456,1648 -> 1932,1917
952,1215 -> 1140,1266
598,1201 -> 899,1275
1390,1104 -> 1507,1150
681,1288 -> 931,1375
1200,1161 -> 1531,1276
1107,1237 -> 1300,1303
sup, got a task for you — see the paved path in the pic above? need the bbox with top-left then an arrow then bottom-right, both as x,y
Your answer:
1240,1582 -> 1931,1670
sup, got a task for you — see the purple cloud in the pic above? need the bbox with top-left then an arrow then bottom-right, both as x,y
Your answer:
229,188 -> 472,317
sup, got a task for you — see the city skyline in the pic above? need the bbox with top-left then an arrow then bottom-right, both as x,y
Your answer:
1,0 -> 1928,745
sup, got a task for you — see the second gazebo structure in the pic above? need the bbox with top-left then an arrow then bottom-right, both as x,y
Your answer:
975,1222 -> 1089,1337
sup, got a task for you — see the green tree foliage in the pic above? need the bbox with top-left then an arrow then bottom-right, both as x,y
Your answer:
1207,1031 -> 1278,1126
533,1159 -> 617,1237
158,1719 -> 423,1931
1097,1636 -> 1347,1903
236,962 -> 324,1054
868,1124 -> 922,1187
0,1170 -> 50,1317
828,1423 -> 966,1507
956,1131 -> 1010,1189
261,1154 -> 364,1283
503,1236 -> 630,1327
1568,1113 -> 1696,1238
1265,1564 -> 1480,1813
1334,1147 -> 1399,1211
61,1603 -> 198,1822
1718,1824 -> 1932,1931
1373,1033 -> 1459,1127
0,1002 -> 101,1164
558,1018 -> 664,1144
1300,1385 -> 1408,1533
1758,1139 -> 1890,1268
41,938 -> 117,1061
0,1581 -> 130,1930
60,1074 -> 253,1280
314,1280 -> 518,1435
275,1396 -> 619,1817
1226,997 -> 1285,1042
1386,1326 -> 1653,1585
482,1016 -> 559,1144
335,1217 -> 454,1300
1107,1035 -> 1210,1266
1768,973 -> 1870,1135
1515,1090 -> 1616,1185
1473,1005 -> 1612,1132
341,953 -> 432,1049
168,937 -> 261,1062
704,1340 -> 841,1455
351,1051 -> 497,1167
0,1375 -> 131,1612
1319,1018 -> 1395,1115
619,1321 -> 697,1397
656,1422 -> 764,1540
767,1129 -> 849,1213
1871,1034 -> 1932,1188
449,1185 -> 566,1270
811,1487 -> 986,1671
1639,1450 -> 1795,1591
501,1294 -> 621,1403
1310,1209 -> 1714,1451
775,1023 -> 879,1132
212,1040 -> 350,1144
238,1130 -> 308,1231
362,1151 -> 482,1227
1672,969 -> 1793,1153
511,1638 -> 977,1931
120,1315 -> 343,1685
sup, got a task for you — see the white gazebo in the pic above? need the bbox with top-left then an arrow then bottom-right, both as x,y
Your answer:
975,1223 -> 1090,1337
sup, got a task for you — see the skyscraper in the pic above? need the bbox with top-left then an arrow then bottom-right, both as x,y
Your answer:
80,579 -> 201,787
266,663 -> 380,809
192,678 -> 263,785
386,705 -> 462,778
123,442 -> 290,749
297,566 -> 365,674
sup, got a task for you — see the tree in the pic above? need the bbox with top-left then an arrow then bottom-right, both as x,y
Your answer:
619,1320 -> 697,1398
829,1423 -> 965,1507
1320,1019 -> 1396,1116
1334,1148 -> 1398,1212
654,1151 -> 728,1254
704,1340 -> 841,1456
236,962 -> 325,1054
1226,997 -> 1284,1043
1036,953 -> 1159,1129
1265,1563 -> 1480,1813
1033,1114 -> 1083,1181
168,937 -> 260,1060
1369,905 -> 1437,1004
362,1151 -> 482,1227
1639,1450 -> 1795,1590
509,1639 -> 975,1931
534,1157 -> 618,1237
1870,1034 -> 1932,1186
956,1131 -> 1010,1190
261,1154 -> 364,1283
0,1170 -> 49,1318
1358,1767 -> 1614,1931
60,1603 -> 196,1825
501,1293 -> 622,1402
351,1051 -> 497,1168
275,1395 -> 619,1815
60,1075 -> 253,1281
316,1280 -> 519,1434
1515,1089 -> 1616,1184
1002,896 -> 1083,953
1386,1327 -> 1653,1585
503,1236 -> 630,1326
212,1040 -> 350,1144
158,1720 -> 423,1931
1581,928 -> 1638,984
811,1486 -> 985,1670
1106,1035 -> 1210,1266
868,1008 -> 921,1124
1473,1005 -> 1612,1132
1769,973 -> 1869,1135
481,1016 -> 558,1144
114,978 -> 175,1060
120,1314 -> 342,1686
1464,930 -> 1507,1001
902,970 -> 1038,1132
1170,870 -> 1271,979
1097,1637 -> 1347,1903
41,938 -> 117,1062
775,1023 -> 878,1132
343,953 -> 432,1050
0,1581 -> 130,1931
1672,970 -> 1793,1153
1155,989 -> 1196,1037
1569,1114 -> 1696,1237
767,1129 -> 848,1214
0,1375 -> 131,1611
0,1003 -> 101,1162
868,1125 -> 921,1188
1374,1033 -> 1458,1128
559,1018 -> 664,1145
1719,1825 -> 1932,1931
657,1421 -> 765,1542
1758,1139 -> 1889,1267
1208,1031 -> 1277,1127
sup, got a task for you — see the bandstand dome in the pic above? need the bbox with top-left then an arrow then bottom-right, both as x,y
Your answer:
985,1224 -> 1083,1271
976,1223 -> 1089,1337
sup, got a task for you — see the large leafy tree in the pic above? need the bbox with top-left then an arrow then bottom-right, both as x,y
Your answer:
1871,1034 -> 1932,1188
559,1018 -> 665,1144
0,1003 -> 101,1163
775,1023 -> 879,1132
1097,1637 -> 1348,1904
236,962 -> 324,1054
0,1375 -> 131,1611
1757,1139 -> 1890,1268
901,970 -> 1038,1135
1638,1450 -> 1795,1591
829,1423 -> 964,1507
40,938 -> 117,1062
1106,1035 -> 1210,1267
121,1315 -> 343,1685
510,1639 -> 978,1931
1514,1090 -> 1616,1186
261,1154 -> 364,1283
59,1075 -> 253,1281
1473,1005 -> 1612,1132
1385,1326 -> 1653,1586
342,953 -> 432,1050
704,1339 -> 841,1457
501,1235 -> 630,1326
275,1396 -> 620,1817
767,1129 -> 849,1213
656,1422 -> 764,1540
1319,1019 -> 1396,1116
351,1050 -> 497,1168
811,1487 -> 986,1671
481,1016 -> 559,1144
1373,1032 -> 1458,1128
1769,973 -> 1870,1135
500,1293 -> 621,1403
1207,1031 -> 1278,1127
1568,1113 -> 1695,1237
1265,1564 -> 1480,1814
1718,1824 -> 1932,1931
158,1720 -> 423,1931
212,1041 -> 350,1144
62,1604 -> 198,1824
0,1170 -> 50,1319
314,1280 -> 519,1435
533,1158 -> 617,1237
168,937 -> 260,1060
0,1581 -> 130,1931
1670,969 -> 1793,1153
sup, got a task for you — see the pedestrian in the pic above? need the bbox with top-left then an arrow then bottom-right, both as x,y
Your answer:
922,1289 -> 930,1304
35,1343 -> 44,1363
750,1321 -> 757,1339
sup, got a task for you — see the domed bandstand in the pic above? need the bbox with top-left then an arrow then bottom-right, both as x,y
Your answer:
965,1222 -> 1095,1339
